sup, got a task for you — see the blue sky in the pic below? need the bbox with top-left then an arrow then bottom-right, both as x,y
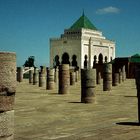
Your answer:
0,0 -> 140,66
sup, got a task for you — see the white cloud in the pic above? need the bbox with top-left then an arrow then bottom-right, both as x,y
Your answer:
96,6 -> 120,15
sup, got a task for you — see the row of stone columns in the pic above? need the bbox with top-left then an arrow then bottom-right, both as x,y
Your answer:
113,66 -> 126,86
0,52 -> 16,140
103,64 -> 126,91
17,63 -> 127,104
17,64 -> 126,104
24,65 -> 80,93
81,63 -> 127,103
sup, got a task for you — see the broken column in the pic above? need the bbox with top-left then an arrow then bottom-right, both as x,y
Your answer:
33,67 -> 38,85
17,67 -> 23,82
103,63 -> 112,91
70,71 -> 76,85
81,69 -> 96,103
0,52 -> 16,140
29,69 -> 33,84
75,70 -> 79,82
122,65 -> 126,82
54,67 -> 59,84
59,64 -> 70,94
112,73 -> 119,86
135,64 -> 140,123
119,68 -> 123,84
46,68 -> 55,90
39,66 -> 46,87
96,71 -> 101,85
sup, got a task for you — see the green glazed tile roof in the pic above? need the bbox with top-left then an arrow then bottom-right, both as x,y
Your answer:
69,13 -> 97,30
130,54 -> 140,63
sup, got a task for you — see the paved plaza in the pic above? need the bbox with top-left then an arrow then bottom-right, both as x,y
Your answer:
15,79 -> 140,140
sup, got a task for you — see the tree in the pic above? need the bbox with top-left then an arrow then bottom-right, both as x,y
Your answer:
23,56 -> 35,67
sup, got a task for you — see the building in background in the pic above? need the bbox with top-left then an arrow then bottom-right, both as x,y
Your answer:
50,12 -> 115,69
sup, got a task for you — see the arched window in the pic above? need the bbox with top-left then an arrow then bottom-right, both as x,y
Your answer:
61,52 -> 70,64
93,55 -> 97,68
98,53 -> 103,64
84,55 -> 88,68
72,55 -> 78,68
105,56 -> 108,63
94,55 -> 97,62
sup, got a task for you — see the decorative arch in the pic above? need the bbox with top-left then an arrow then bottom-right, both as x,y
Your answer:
94,55 -> 97,63
84,54 -> 88,68
105,56 -> 108,63
72,54 -> 78,67
53,55 -> 60,68
93,55 -> 97,68
61,52 -> 70,64
98,53 -> 103,64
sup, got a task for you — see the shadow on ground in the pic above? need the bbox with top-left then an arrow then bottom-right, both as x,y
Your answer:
68,101 -> 82,104
116,122 -> 140,126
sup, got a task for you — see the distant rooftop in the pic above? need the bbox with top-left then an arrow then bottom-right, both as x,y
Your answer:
69,12 -> 98,31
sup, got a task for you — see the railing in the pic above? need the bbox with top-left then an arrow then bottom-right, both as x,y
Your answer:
23,67 -> 34,74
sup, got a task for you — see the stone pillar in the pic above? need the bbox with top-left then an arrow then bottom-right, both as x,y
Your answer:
40,66 -> 46,75
17,67 -> 23,82
46,69 -> 55,90
33,67 -> 38,85
88,37 -> 92,68
54,68 -> 59,84
70,71 -> 76,85
0,52 -> 16,140
39,72 -> 46,87
81,69 -> 96,103
112,73 -> 119,86
103,63 -> 112,91
29,69 -> 33,83
122,65 -> 126,82
135,64 -> 140,123
75,70 -> 79,82
38,66 -> 46,87
59,64 -> 70,94
96,71 -> 101,85
119,69 -> 122,84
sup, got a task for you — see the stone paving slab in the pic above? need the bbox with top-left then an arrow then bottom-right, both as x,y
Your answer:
14,79 -> 140,140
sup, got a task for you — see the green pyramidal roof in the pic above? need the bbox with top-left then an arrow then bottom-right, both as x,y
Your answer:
130,54 -> 140,63
69,13 -> 97,30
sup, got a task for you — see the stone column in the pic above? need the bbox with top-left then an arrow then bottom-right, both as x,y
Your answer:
59,64 -> 70,94
112,73 -> 119,86
39,72 -> 46,87
46,69 -> 55,90
75,70 -> 79,82
97,71 -> 101,85
70,71 -> 76,85
0,52 -> 16,140
81,69 -> 96,103
119,68 -> 122,84
29,69 -> 33,83
88,37 -> 92,68
135,64 -> 140,123
33,67 -> 38,85
122,65 -> 126,82
39,66 -> 46,87
54,67 -> 59,84
17,67 -> 23,82
103,63 -> 112,91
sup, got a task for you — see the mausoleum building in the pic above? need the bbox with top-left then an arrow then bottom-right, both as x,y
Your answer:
50,13 -> 115,68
